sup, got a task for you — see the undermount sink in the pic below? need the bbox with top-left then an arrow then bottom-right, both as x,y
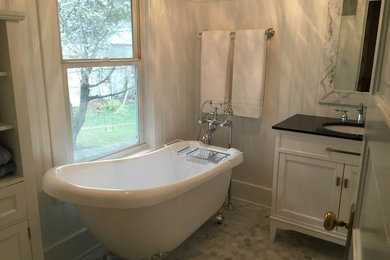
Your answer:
323,123 -> 365,135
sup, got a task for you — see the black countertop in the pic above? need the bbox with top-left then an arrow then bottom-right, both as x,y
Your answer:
272,114 -> 363,141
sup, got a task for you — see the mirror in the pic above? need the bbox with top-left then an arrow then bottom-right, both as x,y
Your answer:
334,0 -> 381,92
319,0 -> 382,105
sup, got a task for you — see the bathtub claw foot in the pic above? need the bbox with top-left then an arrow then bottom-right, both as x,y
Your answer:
103,251 -> 117,260
224,203 -> 235,211
142,251 -> 169,260
216,213 -> 224,224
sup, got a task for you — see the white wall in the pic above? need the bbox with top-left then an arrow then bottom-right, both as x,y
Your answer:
145,0 -> 198,146
189,0 -> 341,206
34,0 -> 103,258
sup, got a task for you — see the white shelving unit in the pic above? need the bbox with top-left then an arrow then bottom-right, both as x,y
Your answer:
0,8 -> 40,260
0,5 -> 45,259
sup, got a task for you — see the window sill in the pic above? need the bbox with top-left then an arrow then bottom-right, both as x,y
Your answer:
84,142 -> 149,162
98,140 -> 185,161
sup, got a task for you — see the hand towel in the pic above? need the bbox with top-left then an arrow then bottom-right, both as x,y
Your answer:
0,145 -> 12,165
232,29 -> 267,118
0,160 -> 16,178
200,31 -> 232,112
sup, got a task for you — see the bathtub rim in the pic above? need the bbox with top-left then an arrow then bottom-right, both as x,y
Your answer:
42,141 -> 243,209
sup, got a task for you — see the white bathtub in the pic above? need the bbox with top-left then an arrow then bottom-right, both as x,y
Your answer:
42,141 -> 243,259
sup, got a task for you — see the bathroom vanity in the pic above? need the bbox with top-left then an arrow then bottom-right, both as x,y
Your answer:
270,114 -> 363,245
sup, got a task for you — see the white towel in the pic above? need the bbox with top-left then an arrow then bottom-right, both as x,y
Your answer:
200,31 -> 231,111
232,30 -> 266,118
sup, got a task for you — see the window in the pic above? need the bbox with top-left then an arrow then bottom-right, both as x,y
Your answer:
57,0 -> 142,161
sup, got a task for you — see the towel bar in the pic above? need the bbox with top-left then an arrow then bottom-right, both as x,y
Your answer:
198,28 -> 276,39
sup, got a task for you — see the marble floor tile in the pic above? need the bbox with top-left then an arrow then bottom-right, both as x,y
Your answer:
79,200 -> 344,260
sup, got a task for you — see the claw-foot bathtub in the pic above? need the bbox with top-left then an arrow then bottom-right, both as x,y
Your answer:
42,141 -> 243,259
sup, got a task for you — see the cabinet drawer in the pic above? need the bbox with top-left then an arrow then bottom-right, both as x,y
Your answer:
0,182 -> 27,229
278,132 -> 362,165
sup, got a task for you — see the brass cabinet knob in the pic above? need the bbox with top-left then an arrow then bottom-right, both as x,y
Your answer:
323,211 -> 348,231
324,205 -> 355,260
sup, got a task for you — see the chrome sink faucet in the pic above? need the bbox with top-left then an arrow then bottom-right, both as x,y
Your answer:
357,103 -> 365,124
335,109 -> 348,122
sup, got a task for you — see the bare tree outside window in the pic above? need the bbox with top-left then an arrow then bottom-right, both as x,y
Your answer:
58,0 -> 140,161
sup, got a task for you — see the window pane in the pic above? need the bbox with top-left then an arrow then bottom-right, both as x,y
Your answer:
57,0 -> 134,59
67,66 -> 139,161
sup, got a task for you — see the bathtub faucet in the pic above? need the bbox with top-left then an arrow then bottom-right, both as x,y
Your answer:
219,119 -> 232,149
199,101 -> 232,147
200,107 -> 219,145
198,101 -> 235,211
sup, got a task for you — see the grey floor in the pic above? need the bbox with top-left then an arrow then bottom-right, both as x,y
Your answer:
80,200 -> 344,260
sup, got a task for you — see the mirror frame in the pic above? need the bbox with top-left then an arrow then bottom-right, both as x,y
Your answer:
318,0 -> 386,106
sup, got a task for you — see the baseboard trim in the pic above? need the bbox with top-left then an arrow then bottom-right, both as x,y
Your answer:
73,243 -> 103,260
44,227 -> 100,260
231,196 -> 271,209
231,179 -> 272,208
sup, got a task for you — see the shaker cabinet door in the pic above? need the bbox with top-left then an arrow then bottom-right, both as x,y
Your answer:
337,164 -> 360,234
0,220 -> 32,260
276,153 -> 344,228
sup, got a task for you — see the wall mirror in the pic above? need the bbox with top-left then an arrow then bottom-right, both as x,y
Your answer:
319,0 -> 383,105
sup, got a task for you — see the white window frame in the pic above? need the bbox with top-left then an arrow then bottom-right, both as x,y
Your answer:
37,0 -> 146,165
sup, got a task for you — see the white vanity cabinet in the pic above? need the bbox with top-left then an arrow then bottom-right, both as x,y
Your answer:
270,131 -> 362,245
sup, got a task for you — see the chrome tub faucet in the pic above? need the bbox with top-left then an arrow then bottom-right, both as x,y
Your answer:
198,101 -> 233,147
